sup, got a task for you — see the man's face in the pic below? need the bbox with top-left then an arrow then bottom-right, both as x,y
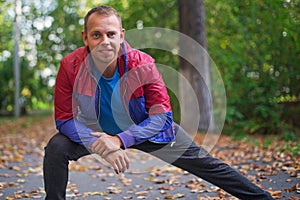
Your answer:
82,13 -> 125,68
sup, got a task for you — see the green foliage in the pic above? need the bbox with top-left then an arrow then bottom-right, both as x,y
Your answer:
0,0 -> 299,138
0,0 -> 56,114
283,143 -> 300,157
0,0 -> 179,115
205,0 -> 300,135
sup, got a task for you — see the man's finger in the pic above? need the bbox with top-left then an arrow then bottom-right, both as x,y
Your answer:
111,161 -> 119,174
102,149 -> 111,158
90,132 -> 106,137
115,159 -> 123,173
124,154 -> 130,169
98,147 -> 105,156
91,140 -> 99,152
120,157 -> 127,173
117,151 -> 129,172
102,147 -> 120,158
91,141 -> 97,152
92,141 -> 104,155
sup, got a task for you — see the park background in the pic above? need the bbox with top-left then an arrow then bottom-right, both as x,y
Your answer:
0,0 -> 299,199
1,0 -> 299,138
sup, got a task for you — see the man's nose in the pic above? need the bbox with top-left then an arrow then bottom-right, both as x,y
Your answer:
100,35 -> 109,46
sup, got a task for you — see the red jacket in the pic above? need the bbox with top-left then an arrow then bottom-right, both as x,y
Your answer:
54,42 -> 175,149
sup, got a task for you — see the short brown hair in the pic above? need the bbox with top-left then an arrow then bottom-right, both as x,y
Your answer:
84,5 -> 122,33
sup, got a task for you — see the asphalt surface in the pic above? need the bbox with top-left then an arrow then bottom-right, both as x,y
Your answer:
0,147 -> 299,200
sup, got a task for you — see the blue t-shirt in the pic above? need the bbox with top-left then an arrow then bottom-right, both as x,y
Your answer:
98,68 -> 132,135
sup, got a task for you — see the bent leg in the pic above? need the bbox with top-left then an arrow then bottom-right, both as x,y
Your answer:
43,133 -> 90,200
133,124 -> 274,200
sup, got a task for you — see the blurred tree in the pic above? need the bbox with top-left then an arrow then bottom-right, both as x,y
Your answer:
205,0 -> 300,134
1,0 -> 299,135
0,1 -> 15,114
178,0 -> 215,133
0,0 -> 59,114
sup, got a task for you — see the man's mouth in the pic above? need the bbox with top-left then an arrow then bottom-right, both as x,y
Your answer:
101,48 -> 114,52
98,48 -> 113,52
97,49 -> 114,56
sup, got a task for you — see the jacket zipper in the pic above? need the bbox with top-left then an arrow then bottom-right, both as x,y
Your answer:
122,79 -> 134,123
90,72 -> 101,129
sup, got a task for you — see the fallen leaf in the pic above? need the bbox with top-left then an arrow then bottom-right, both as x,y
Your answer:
158,186 -> 175,191
144,176 -> 166,184
289,197 -> 300,200
32,195 -> 43,199
9,166 -> 22,171
107,186 -> 122,194
123,196 -> 133,200
164,193 -> 185,199
8,182 -> 16,187
87,191 -> 108,196
268,190 -> 282,199
284,183 -> 299,192
69,164 -> 87,171
135,190 -> 148,196
119,174 -> 132,186
23,193 -> 31,198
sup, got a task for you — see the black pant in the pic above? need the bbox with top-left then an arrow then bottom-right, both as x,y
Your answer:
43,125 -> 274,200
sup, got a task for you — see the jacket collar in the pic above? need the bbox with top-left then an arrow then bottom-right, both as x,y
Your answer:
75,41 -> 131,96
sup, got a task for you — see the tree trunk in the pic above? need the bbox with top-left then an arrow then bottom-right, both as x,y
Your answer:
178,0 -> 215,133
13,0 -> 22,117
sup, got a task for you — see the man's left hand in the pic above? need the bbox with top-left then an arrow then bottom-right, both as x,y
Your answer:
90,132 -> 123,157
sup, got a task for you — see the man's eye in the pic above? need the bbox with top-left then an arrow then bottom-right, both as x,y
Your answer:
108,32 -> 115,38
93,33 -> 100,38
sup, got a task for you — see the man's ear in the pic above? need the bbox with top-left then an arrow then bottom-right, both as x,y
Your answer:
82,30 -> 88,46
120,28 -> 126,44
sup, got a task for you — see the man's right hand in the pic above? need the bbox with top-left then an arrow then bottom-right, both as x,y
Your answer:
91,132 -> 123,157
104,149 -> 130,174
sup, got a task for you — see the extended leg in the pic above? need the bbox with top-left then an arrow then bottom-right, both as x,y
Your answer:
43,133 -> 90,200
133,124 -> 274,199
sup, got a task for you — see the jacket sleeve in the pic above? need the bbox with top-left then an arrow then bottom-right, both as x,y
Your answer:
118,112 -> 173,149
54,58 -> 97,149
118,62 -> 173,148
55,118 -> 97,148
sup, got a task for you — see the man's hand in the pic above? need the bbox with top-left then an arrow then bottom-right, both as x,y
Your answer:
90,132 -> 123,157
104,149 -> 130,174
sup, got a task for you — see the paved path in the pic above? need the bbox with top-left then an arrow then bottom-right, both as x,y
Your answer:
0,116 -> 299,199
0,146 -> 299,199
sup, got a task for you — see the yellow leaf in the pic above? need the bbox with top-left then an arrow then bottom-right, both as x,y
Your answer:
23,193 -> 31,198
268,190 -> 282,199
164,193 -> 185,199
262,157 -> 272,163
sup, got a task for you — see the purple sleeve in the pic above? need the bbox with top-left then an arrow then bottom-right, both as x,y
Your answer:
117,111 -> 172,149
55,118 -> 98,149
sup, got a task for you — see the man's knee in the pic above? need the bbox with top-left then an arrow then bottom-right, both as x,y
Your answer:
44,133 -> 72,158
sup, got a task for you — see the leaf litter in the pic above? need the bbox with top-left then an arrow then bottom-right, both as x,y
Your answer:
0,115 -> 299,199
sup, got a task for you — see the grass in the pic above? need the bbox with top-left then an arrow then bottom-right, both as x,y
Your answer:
230,130 -> 300,158
0,110 -> 53,130
1,111 -> 299,158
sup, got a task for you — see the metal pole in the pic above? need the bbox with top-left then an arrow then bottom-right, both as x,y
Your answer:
13,0 -> 21,117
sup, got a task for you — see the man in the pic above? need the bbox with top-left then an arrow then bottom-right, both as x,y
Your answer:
43,5 -> 274,200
